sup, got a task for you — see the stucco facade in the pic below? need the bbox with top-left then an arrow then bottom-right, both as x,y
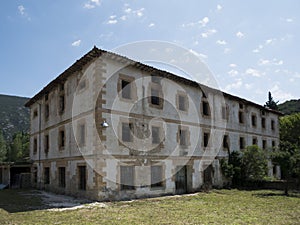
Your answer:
26,47 -> 281,200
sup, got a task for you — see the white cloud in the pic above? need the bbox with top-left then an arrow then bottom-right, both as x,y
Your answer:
225,78 -> 243,91
265,38 -> 276,45
201,29 -> 217,38
109,15 -> 117,19
199,17 -> 209,27
236,31 -> 244,38
229,64 -> 237,68
107,19 -> 118,24
228,69 -> 238,77
120,15 -> 127,21
84,0 -> 101,9
270,84 -> 295,102
135,8 -> 145,17
258,58 -> 283,66
252,49 -> 260,53
71,40 -> 81,47
18,5 -> 25,15
216,40 -> 227,45
217,4 -> 222,11
148,23 -> 155,28
245,68 -> 265,77
285,18 -> 293,23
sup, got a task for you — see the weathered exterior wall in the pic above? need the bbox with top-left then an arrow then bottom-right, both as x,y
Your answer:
28,53 -> 281,201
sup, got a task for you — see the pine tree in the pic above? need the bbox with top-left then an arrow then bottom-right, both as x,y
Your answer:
265,91 -> 279,110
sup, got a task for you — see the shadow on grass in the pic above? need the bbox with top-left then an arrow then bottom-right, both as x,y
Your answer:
0,189 -> 92,213
253,191 -> 300,199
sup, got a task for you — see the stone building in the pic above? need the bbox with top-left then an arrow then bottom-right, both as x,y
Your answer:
25,47 -> 281,200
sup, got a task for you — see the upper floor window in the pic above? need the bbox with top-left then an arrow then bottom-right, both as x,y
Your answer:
262,140 -> 267,150
251,114 -> 257,127
118,75 -> 136,101
271,119 -> 275,130
202,101 -> 211,117
223,135 -> 229,150
45,104 -> 49,120
261,117 -> 266,129
122,122 -> 133,142
44,134 -> 49,153
252,137 -> 258,145
33,137 -> 37,154
151,88 -> 160,106
221,105 -> 228,120
179,129 -> 188,146
78,123 -> 86,146
178,94 -> 187,111
203,132 -> 210,147
239,111 -> 244,124
152,126 -> 160,144
59,129 -> 65,149
33,109 -> 38,118
59,94 -> 65,113
151,75 -> 161,84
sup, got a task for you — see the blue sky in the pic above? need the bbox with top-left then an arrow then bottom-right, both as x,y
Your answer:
0,0 -> 299,105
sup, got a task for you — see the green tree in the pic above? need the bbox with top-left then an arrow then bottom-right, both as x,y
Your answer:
265,91 -> 279,110
0,131 -> 7,162
272,113 -> 300,195
241,145 -> 268,181
8,132 -> 30,162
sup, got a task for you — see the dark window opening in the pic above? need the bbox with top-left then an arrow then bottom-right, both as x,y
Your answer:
121,80 -> 131,99
252,137 -> 258,145
45,104 -> 49,119
240,137 -> 245,149
151,88 -> 160,105
262,117 -> 266,129
222,106 -> 227,120
44,167 -> 50,184
59,95 -> 65,113
223,135 -> 229,149
202,101 -> 210,116
204,132 -> 210,147
151,75 -> 161,84
44,135 -> 49,153
59,130 -> 65,148
33,138 -> 37,154
58,167 -> 66,188
239,111 -> 244,124
79,124 -> 85,146
179,129 -> 187,146
78,166 -> 86,191
271,120 -> 275,130
251,115 -> 257,127
262,140 -> 267,150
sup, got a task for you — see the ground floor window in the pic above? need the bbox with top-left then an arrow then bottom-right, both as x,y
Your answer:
120,166 -> 135,190
58,167 -> 66,188
44,167 -> 50,184
78,166 -> 86,190
151,165 -> 163,188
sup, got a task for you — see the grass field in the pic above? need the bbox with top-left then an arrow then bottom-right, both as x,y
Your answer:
0,189 -> 299,225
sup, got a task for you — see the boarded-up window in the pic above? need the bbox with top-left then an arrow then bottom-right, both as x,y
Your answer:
152,126 -> 160,144
151,165 -> 163,188
44,167 -> 50,184
122,122 -> 133,142
58,167 -> 66,188
79,124 -> 85,146
78,166 -> 86,191
178,95 -> 187,111
120,166 -> 135,190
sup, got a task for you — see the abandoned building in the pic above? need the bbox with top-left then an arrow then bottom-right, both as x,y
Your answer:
25,47 -> 281,200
